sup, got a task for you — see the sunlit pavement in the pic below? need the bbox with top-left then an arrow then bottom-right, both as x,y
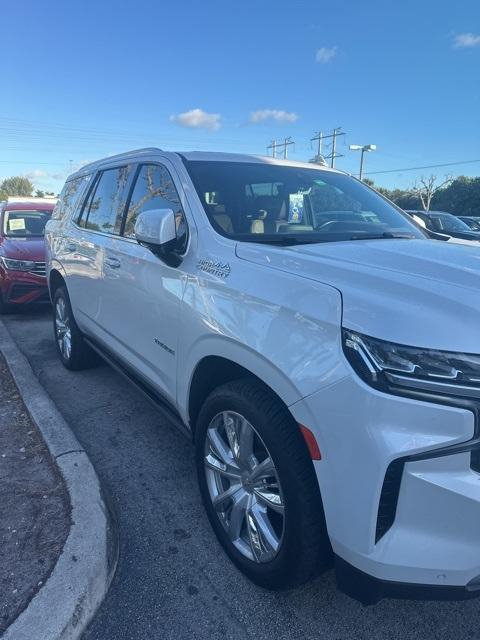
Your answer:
4,307 -> 480,640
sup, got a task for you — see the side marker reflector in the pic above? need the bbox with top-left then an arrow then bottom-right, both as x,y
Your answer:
299,424 -> 322,460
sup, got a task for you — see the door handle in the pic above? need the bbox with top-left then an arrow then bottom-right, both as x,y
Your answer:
66,242 -> 77,252
104,256 -> 121,269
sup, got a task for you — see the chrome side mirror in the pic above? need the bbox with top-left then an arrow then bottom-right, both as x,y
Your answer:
134,208 -> 176,246
134,209 -> 182,266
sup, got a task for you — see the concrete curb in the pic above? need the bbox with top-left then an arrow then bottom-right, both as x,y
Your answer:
0,319 -> 118,640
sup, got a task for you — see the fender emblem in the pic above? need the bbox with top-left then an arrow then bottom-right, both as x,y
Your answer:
197,258 -> 231,279
154,338 -> 175,355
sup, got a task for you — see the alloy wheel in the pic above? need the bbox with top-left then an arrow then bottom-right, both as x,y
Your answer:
204,410 -> 285,563
55,296 -> 72,360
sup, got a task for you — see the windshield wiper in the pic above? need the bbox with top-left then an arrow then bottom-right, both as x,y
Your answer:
349,232 -> 417,241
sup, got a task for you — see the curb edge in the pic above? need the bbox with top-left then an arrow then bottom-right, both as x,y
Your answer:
0,319 -> 118,640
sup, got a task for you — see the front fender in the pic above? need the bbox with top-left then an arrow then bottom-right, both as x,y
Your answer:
176,262 -> 344,420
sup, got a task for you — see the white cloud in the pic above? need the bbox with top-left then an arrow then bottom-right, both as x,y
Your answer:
453,32 -> 480,48
24,169 -> 49,181
170,108 -> 221,130
249,109 -> 298,124
315,46 -> 338,63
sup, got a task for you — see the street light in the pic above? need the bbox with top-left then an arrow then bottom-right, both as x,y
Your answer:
349,144 -> 376,180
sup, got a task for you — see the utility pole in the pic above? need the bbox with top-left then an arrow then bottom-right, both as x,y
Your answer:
331,129 -> 338,168
328,127 -> 345,168
267,137 -> 294,159
267,140 -> 278,158
283,137 -> 294,159
311,131 -> 323,160
314,127 -> 346,167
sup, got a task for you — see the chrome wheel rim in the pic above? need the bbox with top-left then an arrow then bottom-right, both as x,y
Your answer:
204,411 -> 285,563
55,297 -> 72,360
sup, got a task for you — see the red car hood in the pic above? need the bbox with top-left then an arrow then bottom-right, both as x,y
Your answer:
0,236 -> 46,261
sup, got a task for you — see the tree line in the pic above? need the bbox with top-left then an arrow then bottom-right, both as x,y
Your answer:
0,176 -> 55,201
365,175 -> 480,216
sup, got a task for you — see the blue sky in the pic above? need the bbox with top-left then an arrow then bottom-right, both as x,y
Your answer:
1,0 -> 479,193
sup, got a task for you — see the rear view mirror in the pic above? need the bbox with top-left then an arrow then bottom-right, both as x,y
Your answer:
134,209 -> 182,266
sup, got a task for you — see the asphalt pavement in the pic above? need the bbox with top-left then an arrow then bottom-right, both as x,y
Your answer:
4,307 -> 480,640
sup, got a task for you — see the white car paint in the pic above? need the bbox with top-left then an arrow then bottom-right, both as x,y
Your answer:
46,148 -> 480,598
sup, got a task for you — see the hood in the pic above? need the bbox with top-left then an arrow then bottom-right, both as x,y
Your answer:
236,238 -> 480,352
0,236 -> 46,262
445,230 -> 480,242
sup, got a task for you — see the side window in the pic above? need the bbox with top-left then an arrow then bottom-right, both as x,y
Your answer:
53,174 -> 92,221
83,166 -> 132,234
429,217 -> 442,232
123,164 -> 187,245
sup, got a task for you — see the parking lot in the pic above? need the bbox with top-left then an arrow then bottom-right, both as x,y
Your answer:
4,307 -> 480,640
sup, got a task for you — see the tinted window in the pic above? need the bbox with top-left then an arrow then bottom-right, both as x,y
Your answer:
83,166 -> 132,234
124,164 -> 187,242
54,175 -> 92,221
186,161 -> 425,243
462,218 -> 480,230
430,213 -> 471,233
3,210 -> 51,237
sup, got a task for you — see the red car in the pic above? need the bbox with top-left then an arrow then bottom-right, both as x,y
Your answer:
0,198 -> 55,313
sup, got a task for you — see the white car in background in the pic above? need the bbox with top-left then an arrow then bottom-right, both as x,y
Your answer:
46,149 -> 480,604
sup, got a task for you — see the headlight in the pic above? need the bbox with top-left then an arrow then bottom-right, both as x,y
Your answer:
0,257 -> 36,271
343,329 -> 480,398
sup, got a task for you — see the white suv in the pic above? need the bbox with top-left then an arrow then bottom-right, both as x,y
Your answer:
46,148 -> 480,604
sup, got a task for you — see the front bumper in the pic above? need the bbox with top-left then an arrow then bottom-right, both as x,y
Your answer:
0,268 -> 49,305
290,369 -> 480,602
335,555 -> 480,605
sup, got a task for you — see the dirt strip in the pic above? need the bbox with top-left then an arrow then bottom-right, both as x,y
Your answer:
0,352 -> 70,634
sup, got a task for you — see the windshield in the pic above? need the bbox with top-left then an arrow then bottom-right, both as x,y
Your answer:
461,218 -> 480,231
2,210 -> 51,237
428,213 -> 472,233
186,161 -> 425,244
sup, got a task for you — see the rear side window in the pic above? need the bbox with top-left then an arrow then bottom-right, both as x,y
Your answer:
53,175 -> 92,221
123,164 -> 186,240
82,166 -> 132,235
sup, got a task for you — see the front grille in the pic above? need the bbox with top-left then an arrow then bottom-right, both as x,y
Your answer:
29,261 -> 46,276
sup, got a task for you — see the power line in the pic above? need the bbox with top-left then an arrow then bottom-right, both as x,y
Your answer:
366,158 -> 480,175
313,128 -> 345,167
310,131 -> 324,159
0,116 -> 256,147
0,160 -> 64,165
310,128 -> 346,167
267,140 -> 278,158
267,137 -> 295,159
282,137 -> 294,159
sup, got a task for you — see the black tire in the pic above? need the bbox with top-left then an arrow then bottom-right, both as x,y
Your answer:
0,291 -> 14,314
52,286 -> 97,370
195,378 -> 332,590
0,302 -> 14,314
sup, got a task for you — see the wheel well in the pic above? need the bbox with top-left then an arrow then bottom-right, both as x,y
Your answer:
188,356 -> 288,430
49,269 -> 66,299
